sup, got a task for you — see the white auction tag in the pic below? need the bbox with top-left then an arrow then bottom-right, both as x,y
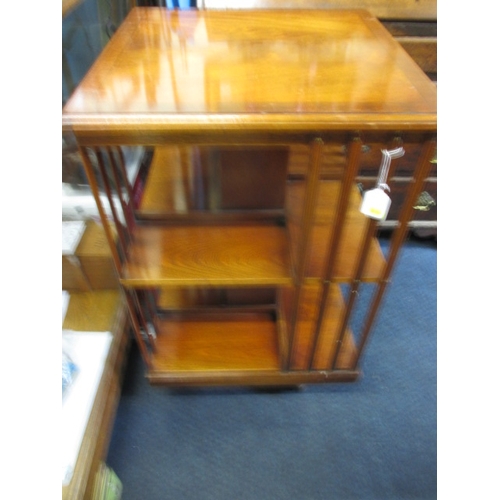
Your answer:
360,187 -> 392,221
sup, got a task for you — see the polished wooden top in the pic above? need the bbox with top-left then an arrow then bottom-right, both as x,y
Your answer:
62,7 -> 436,136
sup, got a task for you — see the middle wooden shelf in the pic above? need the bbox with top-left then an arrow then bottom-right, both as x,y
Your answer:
122,144 -> 388,287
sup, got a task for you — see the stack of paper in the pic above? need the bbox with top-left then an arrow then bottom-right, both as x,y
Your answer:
62,220 -> 86,255
62,330 -> 112,486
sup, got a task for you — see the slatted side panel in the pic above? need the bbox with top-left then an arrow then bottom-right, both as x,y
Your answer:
286,139 -> 324,368
79,146 -> 157,358
285,135 -> 435,373
352,139 -> 436,368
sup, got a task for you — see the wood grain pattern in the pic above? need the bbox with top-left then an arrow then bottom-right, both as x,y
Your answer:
151,313 -> 280,372
123,180 -> 385,288
63,290 -> 124,332
62,8 -> 437,137
121,224 -> 292,287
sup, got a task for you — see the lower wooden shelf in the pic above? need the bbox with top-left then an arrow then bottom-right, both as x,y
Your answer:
143,283 -> 359,387
150,312 -> 281,373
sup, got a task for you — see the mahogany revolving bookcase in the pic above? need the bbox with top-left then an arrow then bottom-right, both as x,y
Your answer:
62,7 -> 437,387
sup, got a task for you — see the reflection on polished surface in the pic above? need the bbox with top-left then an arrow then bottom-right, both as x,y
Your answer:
63,7 -> 436,122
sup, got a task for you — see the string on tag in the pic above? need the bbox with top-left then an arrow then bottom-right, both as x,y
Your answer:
376,147 -> 405,192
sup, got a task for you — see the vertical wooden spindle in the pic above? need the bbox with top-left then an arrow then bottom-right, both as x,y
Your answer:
107,146 -> 135,237
286,137 -> 323,369
94,149 -> 128,261
123,290 -> 153,368
78,146 -> 123,274
329,136 -> 407,369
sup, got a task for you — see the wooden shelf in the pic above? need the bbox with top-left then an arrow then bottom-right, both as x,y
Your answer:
150,312 -> 281,373
121,224 -> 292,288
135,150 -> 385,284
287,181 -> 386,282
145,283 -> 356,384
147,309 -> 359,386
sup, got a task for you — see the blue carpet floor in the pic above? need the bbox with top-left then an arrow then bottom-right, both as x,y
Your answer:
106,234 -> 437,500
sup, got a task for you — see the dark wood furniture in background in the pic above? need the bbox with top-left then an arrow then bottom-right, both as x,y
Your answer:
62,8 -> 437,387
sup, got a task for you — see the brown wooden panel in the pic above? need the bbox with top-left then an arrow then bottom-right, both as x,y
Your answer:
217,148 -> 289,209
389,181 -> 437,222
287,144 -> 344,178
157,287 -> 276,310
225,288 -> 276,305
